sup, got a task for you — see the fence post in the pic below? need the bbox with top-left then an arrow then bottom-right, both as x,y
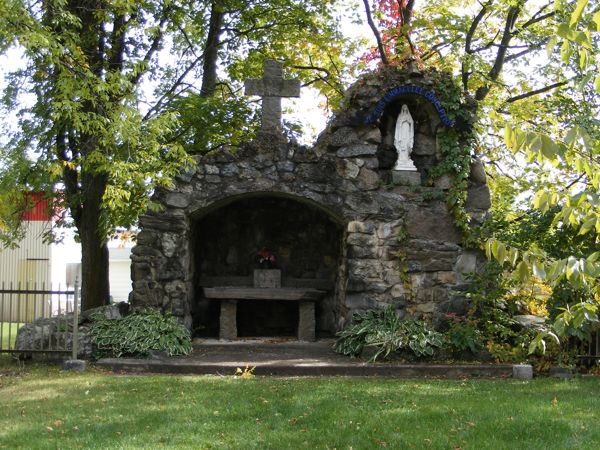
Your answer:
71,277 -> 79,360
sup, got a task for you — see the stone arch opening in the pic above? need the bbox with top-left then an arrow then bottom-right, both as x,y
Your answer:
190,193 -> 345,338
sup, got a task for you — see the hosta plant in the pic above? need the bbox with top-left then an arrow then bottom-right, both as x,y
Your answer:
334,306 -> 443,362
90,307 -> 192,358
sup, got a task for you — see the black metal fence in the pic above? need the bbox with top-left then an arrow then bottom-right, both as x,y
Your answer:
578,330 -> 600,367
0,282 -> 78,354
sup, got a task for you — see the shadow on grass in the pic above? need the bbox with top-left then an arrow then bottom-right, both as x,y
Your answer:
1,373 -> 600,449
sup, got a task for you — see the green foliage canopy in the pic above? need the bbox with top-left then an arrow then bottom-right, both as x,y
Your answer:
0,0 -> 357,309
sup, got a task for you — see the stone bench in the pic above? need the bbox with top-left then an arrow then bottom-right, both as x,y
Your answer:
203,287 -> 325,341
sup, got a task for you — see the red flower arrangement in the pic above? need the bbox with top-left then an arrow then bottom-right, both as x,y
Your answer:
257,247 -> 276,269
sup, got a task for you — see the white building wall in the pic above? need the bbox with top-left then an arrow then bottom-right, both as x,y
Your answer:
0,221 -> 52,288
109,248 -> 132,303
0,221 -> 53,321
2,225 -> 133,303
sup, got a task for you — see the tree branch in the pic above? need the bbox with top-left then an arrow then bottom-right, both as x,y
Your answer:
463,1 -> 491,92
475,5 -> 521,101
517,2 -> 555,33
465,2 -> 491,54
130,7 -> 172,87
362,0 -> 389,65
504,42 -> 546,63
420,39 -> 459,61
143,52 -> 206,121
506,80 -> 569,103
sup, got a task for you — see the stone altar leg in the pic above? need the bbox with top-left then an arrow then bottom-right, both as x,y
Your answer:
219,300 -> 237,340
298,301 -> 316,341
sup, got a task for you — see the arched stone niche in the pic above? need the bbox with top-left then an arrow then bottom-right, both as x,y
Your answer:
189,193 -> 345,337
378,96 -> 443,178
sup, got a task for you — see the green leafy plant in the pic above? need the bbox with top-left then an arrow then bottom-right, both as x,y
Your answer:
443,313 -> 483,355
334,306 -> 443,361
465,262 -> 519,344
89,308 -> 192,358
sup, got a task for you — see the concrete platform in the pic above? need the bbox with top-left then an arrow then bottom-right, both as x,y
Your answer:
96,339 -> 513,378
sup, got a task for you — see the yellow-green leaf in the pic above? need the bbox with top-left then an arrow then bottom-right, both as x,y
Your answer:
517,261 -> 530,281
532,261 -> 546,279
570,0 -> 589,27
546,36 -> 557,58
593,11 -> 600,31
579,218 -> 596,235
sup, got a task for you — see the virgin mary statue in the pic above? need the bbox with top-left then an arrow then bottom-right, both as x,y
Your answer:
393,105 -> 417,171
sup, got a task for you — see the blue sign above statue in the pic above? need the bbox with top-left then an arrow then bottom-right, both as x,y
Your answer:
364,85 -> 455,128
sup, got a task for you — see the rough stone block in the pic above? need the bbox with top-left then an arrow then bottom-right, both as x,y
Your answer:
361,127 -> 382,144
136,231 -> 158,246
346,293 -> 375,309
336,159 -> 360,178
219,300 -> 237,340
329,126 -> 360,148
377,223 -> 394,240
434,174 -> 452,190
337,144 -> 378,158
405,206 -> 462,243
357,167 -> 379,190
347,221 -> 376,234
298,301 -> 316,341
347,259 -> 383,279
362,157 -> 379,170
348,244 -> 377,259
390,283 -> 407,299
253,269 -> 281,288
164,193 -> 190,209
470,158 -> 487,184
434,271 -> 457,285
454,252 -> 478,281
347,275 -> 366,292
205,164 -> 220,175
466,184 -> 491,210
392,170 -> 421,186
347,232 -> 376,247
513,364 -> 533,380
414,302 -> 437,314
131,263 -> 151,282
221,163 -> 240,177
412,133 -> 437,156
63,359 -> 87,372
276,161 -> 295,172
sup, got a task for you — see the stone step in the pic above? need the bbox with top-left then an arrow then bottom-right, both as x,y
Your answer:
95,339 -> 513,378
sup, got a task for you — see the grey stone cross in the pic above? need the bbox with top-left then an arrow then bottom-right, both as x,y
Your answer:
245,59 -> 300,133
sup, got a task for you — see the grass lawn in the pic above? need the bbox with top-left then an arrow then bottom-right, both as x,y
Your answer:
0,323 -> 22,350
1,357 -> 599,449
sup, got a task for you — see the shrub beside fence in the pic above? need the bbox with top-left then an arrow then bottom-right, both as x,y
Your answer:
0,282 -> 77,353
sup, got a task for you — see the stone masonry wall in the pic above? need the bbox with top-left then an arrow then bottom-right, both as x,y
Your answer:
130,67 -> 491,332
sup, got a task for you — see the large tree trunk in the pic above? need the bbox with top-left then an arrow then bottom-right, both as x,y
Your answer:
80,227 -> 110,311
78,171 -> 110,310
200,1 -> 224,97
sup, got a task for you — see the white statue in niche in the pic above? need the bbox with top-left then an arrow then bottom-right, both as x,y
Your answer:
393,104 -> 417,171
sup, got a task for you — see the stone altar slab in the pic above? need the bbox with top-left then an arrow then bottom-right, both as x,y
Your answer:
203,287 -> 325,341
203,287 -> 325,301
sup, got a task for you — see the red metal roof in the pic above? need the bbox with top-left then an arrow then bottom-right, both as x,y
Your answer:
21,192 -> 53,221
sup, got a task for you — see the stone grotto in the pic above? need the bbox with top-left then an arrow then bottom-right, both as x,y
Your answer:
129,61 -> 491,341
